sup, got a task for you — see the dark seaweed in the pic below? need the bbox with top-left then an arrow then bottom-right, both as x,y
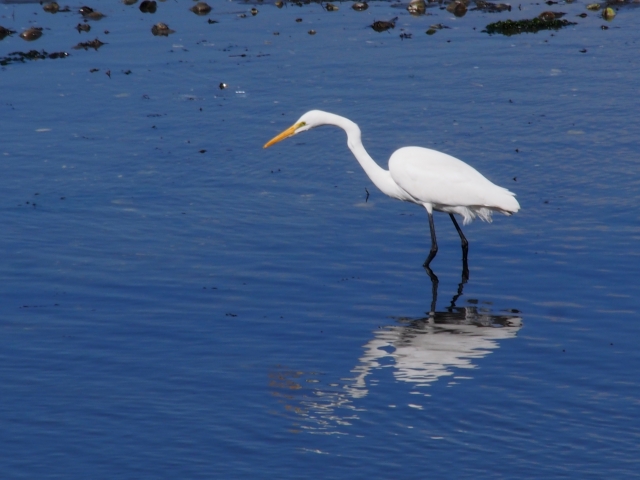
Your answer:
72,38 -> 106,50
484,17 -> 577,36
0,50 -> 69,66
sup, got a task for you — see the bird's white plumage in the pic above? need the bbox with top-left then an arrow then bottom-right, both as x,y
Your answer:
264,110 -> 520,268
264,110 -> 519,224
388,146 -> 519,224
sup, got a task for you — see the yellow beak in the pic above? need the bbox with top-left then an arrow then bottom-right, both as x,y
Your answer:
263,122 -> 303,148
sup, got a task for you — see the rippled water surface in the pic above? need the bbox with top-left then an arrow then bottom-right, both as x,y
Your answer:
1,0 -> 639,478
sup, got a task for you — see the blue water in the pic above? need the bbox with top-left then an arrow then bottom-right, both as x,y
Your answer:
1,0 -> 639,478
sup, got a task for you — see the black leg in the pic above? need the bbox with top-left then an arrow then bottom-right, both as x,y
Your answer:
423,211 -> 439,310
423,211 -> 438,269
449,214 -> 469,281
424,264 -> 438,313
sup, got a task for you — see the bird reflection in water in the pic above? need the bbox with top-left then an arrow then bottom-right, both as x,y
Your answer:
270,270 -> 522,434
347,270 -> 522,400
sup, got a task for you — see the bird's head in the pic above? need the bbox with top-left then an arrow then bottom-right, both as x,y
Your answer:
263,110 -> 326,148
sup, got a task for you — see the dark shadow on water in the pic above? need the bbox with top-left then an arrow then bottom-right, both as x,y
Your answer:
270,268 -> 523,434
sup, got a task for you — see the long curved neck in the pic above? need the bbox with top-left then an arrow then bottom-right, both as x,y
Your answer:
322,113 -> 400,198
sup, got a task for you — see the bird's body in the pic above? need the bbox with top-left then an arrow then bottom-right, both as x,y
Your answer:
264,110 -> 519,275
388,146 -> 519,224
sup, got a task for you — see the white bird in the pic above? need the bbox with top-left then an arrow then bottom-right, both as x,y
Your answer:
264,110 -> 519,275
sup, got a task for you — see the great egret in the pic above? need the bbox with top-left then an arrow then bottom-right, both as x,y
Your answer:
264,110 -> 519,274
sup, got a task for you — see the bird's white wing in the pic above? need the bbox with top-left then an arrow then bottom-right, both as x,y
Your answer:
388,147 -> 518,212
